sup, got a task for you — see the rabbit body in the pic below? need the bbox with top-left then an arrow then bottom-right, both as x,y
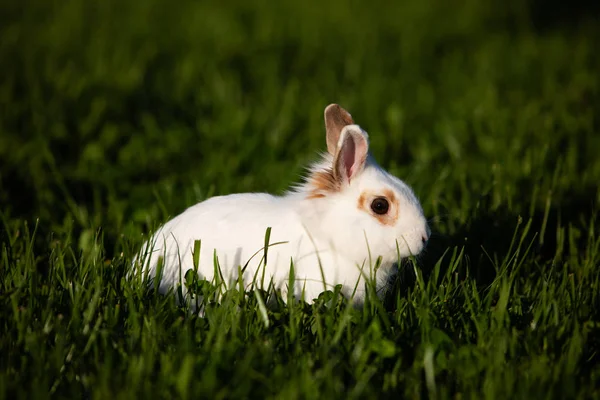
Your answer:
140,191 -> 392,303
135,104 -> 430,304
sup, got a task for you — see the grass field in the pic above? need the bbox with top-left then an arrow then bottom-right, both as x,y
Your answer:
1,0 -> 599,398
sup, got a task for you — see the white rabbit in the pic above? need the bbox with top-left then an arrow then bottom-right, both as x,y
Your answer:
134,104 -> 430,305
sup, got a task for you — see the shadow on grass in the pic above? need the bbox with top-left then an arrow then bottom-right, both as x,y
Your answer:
414,184 -> 597,288
386,183 -> 598,307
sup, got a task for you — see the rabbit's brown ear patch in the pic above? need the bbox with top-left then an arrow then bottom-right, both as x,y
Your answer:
325,104 -> 354,155
357,189 -> 399,226
306,168 -> 340,199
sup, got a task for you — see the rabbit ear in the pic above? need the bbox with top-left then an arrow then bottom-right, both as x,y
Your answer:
325,104 -> 354,155
333,127 -> 369,185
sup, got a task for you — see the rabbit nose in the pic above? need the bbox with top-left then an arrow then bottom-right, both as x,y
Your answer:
421,235 -> 428,245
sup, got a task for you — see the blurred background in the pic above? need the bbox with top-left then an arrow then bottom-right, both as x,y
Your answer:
0,0 -> 598,256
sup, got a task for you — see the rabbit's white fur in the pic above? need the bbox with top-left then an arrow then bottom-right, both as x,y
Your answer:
134,104 -> 429,304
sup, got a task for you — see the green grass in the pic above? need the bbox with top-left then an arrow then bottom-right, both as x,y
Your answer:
1,0 -> 599,398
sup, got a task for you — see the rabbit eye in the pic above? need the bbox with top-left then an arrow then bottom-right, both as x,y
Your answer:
370,197 -> 389,215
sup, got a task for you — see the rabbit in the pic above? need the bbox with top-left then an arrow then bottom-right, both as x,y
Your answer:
133,104 -> 430,306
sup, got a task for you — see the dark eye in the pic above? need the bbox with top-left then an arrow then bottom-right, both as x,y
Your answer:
370,197 -> 389,215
